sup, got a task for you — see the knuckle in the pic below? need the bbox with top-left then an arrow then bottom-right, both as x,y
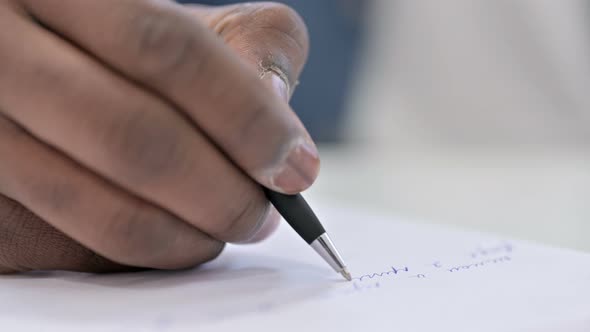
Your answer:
99,203 -> 177,268
100,202 -> 221,269
131,8 -> 198,79
25,179 -> 79,214
106,110 -> 188,186
212,188 -> 266,242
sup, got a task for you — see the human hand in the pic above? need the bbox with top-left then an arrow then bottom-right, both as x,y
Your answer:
0,0 -> 315,273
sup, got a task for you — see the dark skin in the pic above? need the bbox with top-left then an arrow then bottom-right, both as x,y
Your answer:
0,0 -> 317,273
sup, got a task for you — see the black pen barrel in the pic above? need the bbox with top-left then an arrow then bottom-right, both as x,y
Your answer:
263,188 -> 325,244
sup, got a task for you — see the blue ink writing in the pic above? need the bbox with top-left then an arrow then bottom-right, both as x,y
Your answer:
447,256 -> 511,273
355,266 -> 409,281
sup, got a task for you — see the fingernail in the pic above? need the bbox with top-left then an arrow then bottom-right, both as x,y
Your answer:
269,139 -> 320,193
244,206 -> 281,244
261,71 -> 289,102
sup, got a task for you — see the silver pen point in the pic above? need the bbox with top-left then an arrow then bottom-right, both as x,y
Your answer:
310,233 -> 351,281
340,268 -> 352,282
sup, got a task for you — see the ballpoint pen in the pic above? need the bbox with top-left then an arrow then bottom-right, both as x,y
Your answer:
264,188 -> 351,281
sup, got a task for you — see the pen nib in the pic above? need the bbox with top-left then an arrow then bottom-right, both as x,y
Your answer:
340,268 -> 352,281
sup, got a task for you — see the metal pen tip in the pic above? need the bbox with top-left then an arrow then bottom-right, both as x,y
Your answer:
310,233 -> 352,281
340,268 -> 352,281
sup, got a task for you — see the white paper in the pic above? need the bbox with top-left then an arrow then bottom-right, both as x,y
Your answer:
1,205 -> 589,332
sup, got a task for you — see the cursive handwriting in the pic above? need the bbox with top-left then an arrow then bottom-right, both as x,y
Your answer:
355,266 -> 410,281
353,243 -> 514,283
447,255 -> 511,273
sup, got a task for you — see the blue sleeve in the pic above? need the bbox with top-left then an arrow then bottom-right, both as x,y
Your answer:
176,0 -> 366,142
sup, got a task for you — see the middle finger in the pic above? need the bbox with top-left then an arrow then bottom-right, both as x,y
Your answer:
0,5 -> 268,243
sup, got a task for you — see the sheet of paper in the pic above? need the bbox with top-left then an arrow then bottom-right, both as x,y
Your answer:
2,205 -> 589,332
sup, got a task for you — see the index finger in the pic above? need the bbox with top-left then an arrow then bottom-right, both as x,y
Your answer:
21,0 -> 319,194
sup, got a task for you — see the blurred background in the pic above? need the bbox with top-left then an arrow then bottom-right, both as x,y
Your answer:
185,0 -> 590,252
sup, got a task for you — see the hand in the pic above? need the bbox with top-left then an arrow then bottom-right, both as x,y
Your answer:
0,0 -> 316,273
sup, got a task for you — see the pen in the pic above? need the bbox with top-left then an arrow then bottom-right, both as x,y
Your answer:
263,188 -> 351,281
